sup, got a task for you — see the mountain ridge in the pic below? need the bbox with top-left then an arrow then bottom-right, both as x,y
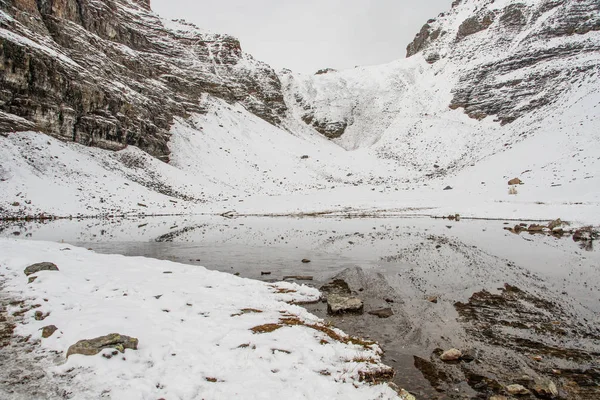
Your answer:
0,0 -> 599,223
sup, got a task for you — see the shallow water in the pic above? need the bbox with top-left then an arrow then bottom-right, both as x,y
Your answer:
2,215 -> 599,398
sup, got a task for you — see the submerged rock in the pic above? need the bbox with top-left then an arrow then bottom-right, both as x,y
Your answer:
506,383 -> 531,395
533,378 -> 558,398
66,333 -> 139,358
368,308 -> 394,318
327,294 -> 364,315
320,279 -> 352,296
24,262 -> 59,276
440,348 -> 462,361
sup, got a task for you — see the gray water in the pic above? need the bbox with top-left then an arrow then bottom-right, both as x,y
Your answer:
2,215 -> 599,398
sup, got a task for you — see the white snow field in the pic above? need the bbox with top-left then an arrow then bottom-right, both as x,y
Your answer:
0,238 -> 404,400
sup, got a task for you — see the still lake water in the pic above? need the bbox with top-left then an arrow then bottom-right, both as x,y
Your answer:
2,215 -> 599,398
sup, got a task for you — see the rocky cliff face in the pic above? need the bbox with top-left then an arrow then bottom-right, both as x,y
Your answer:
0,0 -> 286,160
406,0 -> 600,124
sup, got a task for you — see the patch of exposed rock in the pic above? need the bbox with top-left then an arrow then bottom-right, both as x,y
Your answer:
66,333 -> 138,357
23,262 -> 59,276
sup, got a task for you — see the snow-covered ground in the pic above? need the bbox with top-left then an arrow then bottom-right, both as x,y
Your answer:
1,84 -> 598,224
0,238 -> 405,399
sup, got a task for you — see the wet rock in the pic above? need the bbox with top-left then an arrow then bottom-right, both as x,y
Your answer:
368,308 -> 394,318
573,227 -> 598,241
547,218 -> 564,230
413,355 -> 451,390
465,371 -> 503,392
506,383 -> 531,395
528,224 -> 545,232
327,294 -> 363,315
301,258 -> 311,263
533,378 -> 558,398
320,279 -> 352,296
508,178 -> 523,185
440,348 -> 462,361
24,262 -> 59,276
66,333 -> 138,358
41,325 -> 58,338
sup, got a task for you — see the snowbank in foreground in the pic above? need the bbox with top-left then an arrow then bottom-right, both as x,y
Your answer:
0,239 -> 401,400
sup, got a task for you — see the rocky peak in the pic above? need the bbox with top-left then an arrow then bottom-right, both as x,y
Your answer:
404,0 -> 600,124
0,0 -> 286,160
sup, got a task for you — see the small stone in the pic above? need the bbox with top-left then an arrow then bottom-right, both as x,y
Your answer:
327,294 -> 363,315
528,224 -> 545,232
548,218 -> 563,230
34,311 -> 47,321
531,355 -> 542,361
28,276 -> 38,284
260,271 -> 271,276
508,178 -> 523,185
301,259 -> 311,263
533,378 -> 558,398
24,262 -> 59,276
506,384 -> 531,395
368,308 -> 394,318
440,348 -> 462,361
41,325 -> 58,338
427,296 -> 438,303
398,388 -> 416,400
443,186 -> 453,190
66,333 -> 138,358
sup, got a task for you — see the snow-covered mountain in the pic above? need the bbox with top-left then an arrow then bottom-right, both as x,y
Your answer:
1,0 -> 599,222
1,0 -> 285,160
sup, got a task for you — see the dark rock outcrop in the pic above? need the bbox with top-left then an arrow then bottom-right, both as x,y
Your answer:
24,262 -> 59,276
0,0 -> 287,161
406,0 -> 600,125
456,12 -> 495,40
66,333 -> 138,357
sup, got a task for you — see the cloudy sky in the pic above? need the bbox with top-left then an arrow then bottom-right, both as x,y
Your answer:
152,0 -> 450,73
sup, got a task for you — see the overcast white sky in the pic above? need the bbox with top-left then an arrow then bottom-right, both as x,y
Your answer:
151,0 -> 451,73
